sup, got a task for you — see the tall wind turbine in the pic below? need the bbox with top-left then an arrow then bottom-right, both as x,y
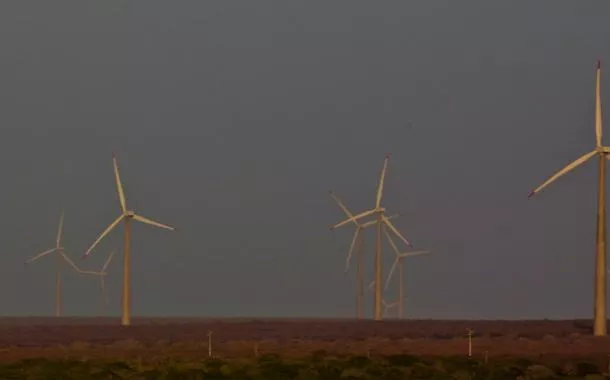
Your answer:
528,61 -> 609,336
330,154 -> 411,320
384,230 -> 429,319
329,190 -> 399,318
25,211 -> 103,316
83,153 -> 174,326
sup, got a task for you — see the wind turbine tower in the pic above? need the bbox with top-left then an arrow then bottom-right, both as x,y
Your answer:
83,153 -> 175,326
528,60 -> 608,336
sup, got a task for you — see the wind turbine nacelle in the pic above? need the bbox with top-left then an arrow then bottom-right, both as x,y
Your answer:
126,211 -> 136,217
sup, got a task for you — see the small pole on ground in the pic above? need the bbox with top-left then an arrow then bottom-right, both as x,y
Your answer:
466,328 -> 474,358
207,330 -> 213,358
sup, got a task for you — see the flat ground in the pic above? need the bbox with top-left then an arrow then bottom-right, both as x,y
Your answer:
0,318 -> 607,362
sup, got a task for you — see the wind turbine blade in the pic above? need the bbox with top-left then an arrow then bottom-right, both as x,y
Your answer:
329,191 -> 360,226
25,248 -> 56,264
345,228 -> 361,273
132,214 -> 175,231
59,249 -> 81,272
385,213 -> 400,221
113,153 -> 127,213
59,249 -> 104,275
383,217 -> 412,247
360,219 -> 377,229
399,250 -> 430,258
361,213 -> 400,229
596,60 -> 603,148
368,280 -> 375,290
330,208 -> 377,230
83,215 -> 125,258
384,228 -> 401,255
375,155 -> 390,209
56,210 -> 64,248
385,257 -> 400,290
102,251 -> 116,272
528,150 -> 597,197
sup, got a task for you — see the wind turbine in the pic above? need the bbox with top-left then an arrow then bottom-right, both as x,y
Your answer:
25,211 -> 104,316
82,153 -> 175,326
528,61 -> 609,336
384,231 -> 429,319
330,154 -> 412,320
98,251 -> 116,315
329,191 -> 399,319
74,250 -> 116,315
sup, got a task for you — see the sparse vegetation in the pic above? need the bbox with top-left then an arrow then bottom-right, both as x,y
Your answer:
0,354 -> 607,379
0,318 -> 608,378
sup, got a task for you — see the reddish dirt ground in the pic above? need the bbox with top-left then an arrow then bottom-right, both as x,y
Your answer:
0,318 -> 609,362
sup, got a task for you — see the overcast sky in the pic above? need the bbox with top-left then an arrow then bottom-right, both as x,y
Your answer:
1,2 -> 610,319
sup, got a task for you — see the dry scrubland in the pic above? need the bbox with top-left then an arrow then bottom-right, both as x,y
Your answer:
0,318 -> 608,364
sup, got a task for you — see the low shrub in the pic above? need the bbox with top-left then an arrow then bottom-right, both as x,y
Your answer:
0,354 -> 606,379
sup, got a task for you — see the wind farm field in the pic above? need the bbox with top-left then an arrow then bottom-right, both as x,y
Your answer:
0,318 -> 608,363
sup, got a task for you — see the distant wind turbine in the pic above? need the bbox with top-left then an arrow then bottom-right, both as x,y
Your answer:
330,155 -> 412,320
384,230 -> 429,319
82,153 -> 175,326
528,61 -> 608,336
98,251 -> 116,315
329,190 -> 399,319
25,211 -> 104,316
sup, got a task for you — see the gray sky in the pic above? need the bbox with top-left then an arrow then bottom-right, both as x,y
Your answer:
1,2 -> 609,319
